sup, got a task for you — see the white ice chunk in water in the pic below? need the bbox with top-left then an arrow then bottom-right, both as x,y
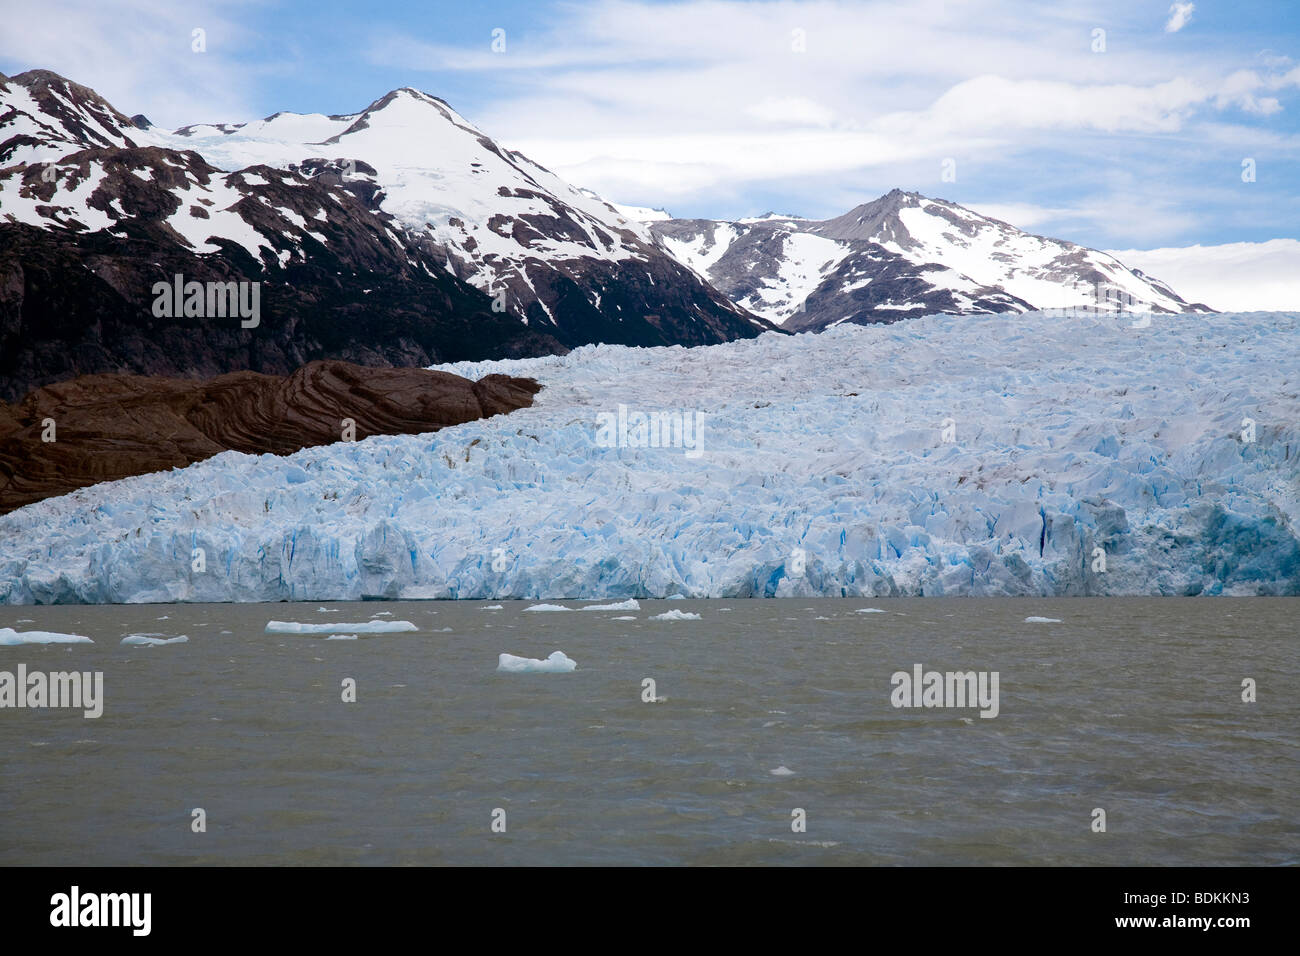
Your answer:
480,604 -> 504,610
497,651 -> 577,673
770,766 -> 795,776
650,610 -> 701,621
120,634 -> 189,645
855,608 -> 887,614
1024,616 -> 1062,623
524,603 -> 572,612
325,634 -> 358,640
0,629 -> 93,645
264,620 -> 418,634
582,599 -> 640,611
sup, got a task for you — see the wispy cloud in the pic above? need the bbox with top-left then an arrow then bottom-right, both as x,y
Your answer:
3,0 -> 1298,247
1165,2 -> 1195,34
0,0 -> 260,126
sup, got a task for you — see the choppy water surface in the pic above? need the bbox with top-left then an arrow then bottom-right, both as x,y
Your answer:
1,598 -> 1295,865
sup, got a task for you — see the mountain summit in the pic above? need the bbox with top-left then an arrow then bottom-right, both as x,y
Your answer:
147,83 -> 770,345
0,70 -> 772,398
649,190 -> 1213,329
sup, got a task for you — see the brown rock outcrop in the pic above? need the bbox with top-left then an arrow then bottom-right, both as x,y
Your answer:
0,360 -> 541,514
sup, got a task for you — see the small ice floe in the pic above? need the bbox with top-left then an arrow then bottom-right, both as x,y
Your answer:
650,610 -> 701,621
497,651 -> 577,673
325,634 -> 358,641
582,599 -> 640,611
1024,616 -> 1062,623
612,615 -> 637,621
433,627 -> 453,632
371,611 -> 394,617
317,607 -> 339,612
264,620 -> 418,634
480,605 -> 504,610
855,608 -> 886,614
524,603 -> 571,612
120,634 -> 189,646
770,766 -> 795,776
156,615 -> 170,621
0,629 -> 93,646
767,838 -> 840,848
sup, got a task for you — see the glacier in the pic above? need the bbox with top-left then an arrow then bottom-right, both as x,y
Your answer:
0,310 -> 1297,603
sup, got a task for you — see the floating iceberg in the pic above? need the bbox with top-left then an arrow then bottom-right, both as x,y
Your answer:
497,651 -> 577,673
582,599 -> 640,611
855,608 -> 887,614
1024,617 -> 1062,624
0,628 -> 93,645
264,620 -> 418,634
1,312 -> 1298,603
651,610 -> 701,621
325,634 -> 358,640
524,604 -> 571,612
120,634 -> 189,645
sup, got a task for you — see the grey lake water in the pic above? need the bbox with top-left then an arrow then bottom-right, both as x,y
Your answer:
1,597 -> 1296,866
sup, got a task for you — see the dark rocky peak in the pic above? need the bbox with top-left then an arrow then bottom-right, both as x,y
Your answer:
3,69 -> 141,151
812,189 -> 926,245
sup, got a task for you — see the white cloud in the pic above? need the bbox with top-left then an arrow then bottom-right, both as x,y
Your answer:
1165,2 -> 1195,34
377,0 -> 1300,217
0,0 -> 258,127
1106,239 -> 1300,310
744,96 -> 834,127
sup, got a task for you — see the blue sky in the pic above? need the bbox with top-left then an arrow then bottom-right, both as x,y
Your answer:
4,0 -> 1299,248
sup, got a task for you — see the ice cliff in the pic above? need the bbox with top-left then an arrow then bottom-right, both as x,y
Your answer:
1,311 -> 1296,602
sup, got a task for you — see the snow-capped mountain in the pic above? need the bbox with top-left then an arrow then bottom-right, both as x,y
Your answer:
151,85 -> 768,344
0,69 -> 771,399
648,190 -> 1213,330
